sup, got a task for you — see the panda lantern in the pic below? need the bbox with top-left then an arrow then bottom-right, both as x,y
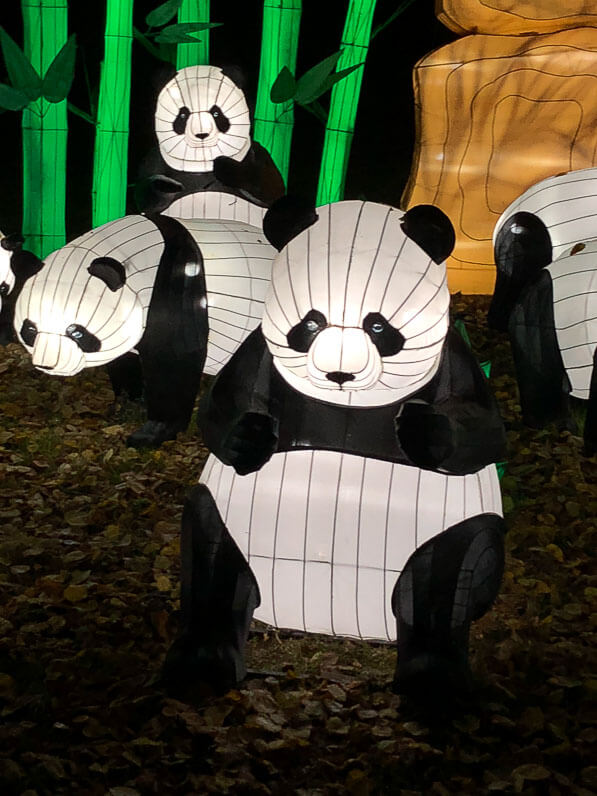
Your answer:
0,232 -> 42,345
14,207 -> 277,448
135,64 -> 285,218
165,198 -> 507,695
487,168 -> 597,456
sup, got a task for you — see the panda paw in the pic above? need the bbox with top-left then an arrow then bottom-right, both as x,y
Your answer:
161,633 -> 245,697
127,420 -> 185,448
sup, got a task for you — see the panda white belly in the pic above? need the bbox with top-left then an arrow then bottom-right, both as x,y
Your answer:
200,450 -> 503,642
164,191 -> 267,226
548,245 -> 597,399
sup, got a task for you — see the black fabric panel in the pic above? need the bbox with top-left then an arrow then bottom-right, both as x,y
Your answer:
136,215 -> 208,426
508,269 -> 571,429
488,211 -> 553,331
134,141 -> 284,214
583,346 -> 597,456
198,327 -> 506,475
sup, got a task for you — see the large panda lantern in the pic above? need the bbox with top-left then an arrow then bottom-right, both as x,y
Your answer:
166,199 -> 507,695
488,169 -> 597,455
135,65 -> 285,220
14,202 -> 277,447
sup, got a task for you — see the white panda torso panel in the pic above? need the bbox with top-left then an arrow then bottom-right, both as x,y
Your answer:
201,451 -> 502,641
163,190 -> 267,225
494,167 -> 597,260
175,217 -> 276,374
548,241 -> 597,398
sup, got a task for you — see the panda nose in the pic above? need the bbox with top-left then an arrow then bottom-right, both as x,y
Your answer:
326,371 -> 355,385
195,132 -> 209,140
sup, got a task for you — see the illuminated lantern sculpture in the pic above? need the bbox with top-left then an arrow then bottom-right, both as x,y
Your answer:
135,65 -> 285,219
0,232 -> 42,344
14,199 -> 277,447
488,169 -> 597,455
165,198 -> 507,694
403,3 -> 597,294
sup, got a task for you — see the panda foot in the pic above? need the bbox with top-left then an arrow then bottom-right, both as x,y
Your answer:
161,632 -> 246,697
393,653 -> 472,702
127,420 -> 185,448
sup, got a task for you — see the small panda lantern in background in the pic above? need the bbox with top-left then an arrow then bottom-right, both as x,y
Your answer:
135,64 -> 285,220
0,232 -> 42,345
165,198 -> 507,695
14,200 -> 277,447
488,168 -> 597,455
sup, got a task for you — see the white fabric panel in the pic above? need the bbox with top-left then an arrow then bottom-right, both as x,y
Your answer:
261,201 -> 450,407
155,65 -> 251,173
163,191 -> 267,225
201,451 -> 503,642
494,167 -> 597,259
548,241 -> 597,398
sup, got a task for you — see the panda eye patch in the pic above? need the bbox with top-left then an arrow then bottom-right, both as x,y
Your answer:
363,312 -> 405,357
65,324 -> 101,353
20,319 -> 38,347
287,310 -> 327,353
0,282 -> 10,296
173,106 -> 191,135
209,105 -> 230,133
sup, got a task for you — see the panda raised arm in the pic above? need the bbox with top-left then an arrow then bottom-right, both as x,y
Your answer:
135,64 -> 285,217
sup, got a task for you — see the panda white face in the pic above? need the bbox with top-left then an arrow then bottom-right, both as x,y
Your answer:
262,202 -> 451,408
0,233 -> 16,307
14,217 -> 163,377
155,65 -> 251,174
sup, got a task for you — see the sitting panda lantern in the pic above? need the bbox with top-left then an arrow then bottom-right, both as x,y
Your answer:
488,168 -> 597,455
0,232 -> 42,344
135,64 -> 285,220
14,202 -> 277,447
165,198 -> 507,694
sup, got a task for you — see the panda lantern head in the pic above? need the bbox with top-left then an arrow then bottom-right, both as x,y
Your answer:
155,65 -> 251,174
0,231 -> 19,303
15,248 -> 143,377
262,200 -> 454,407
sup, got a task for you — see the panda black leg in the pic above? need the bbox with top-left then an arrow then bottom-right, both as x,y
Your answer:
127,353 -> 202,448
582,348 -> 597,456
163,484 -> 260,693
391,513 -> 505,697
106,352 -> 144,401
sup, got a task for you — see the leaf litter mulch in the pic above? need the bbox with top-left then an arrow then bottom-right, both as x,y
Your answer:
0,295 -> 595,796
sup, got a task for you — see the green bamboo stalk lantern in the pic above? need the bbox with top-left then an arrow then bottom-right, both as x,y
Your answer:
21,0 -> 69,258
92,0 -> 134,229
316,0 -> 377,205
254,0 -> 302,184
177,0 -> 210,67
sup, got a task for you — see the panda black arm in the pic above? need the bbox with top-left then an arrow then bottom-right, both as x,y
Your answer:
198,327 -> 279,475
397,329 -> 506,474
213,142 -> 285,207
508,268 -> 571,429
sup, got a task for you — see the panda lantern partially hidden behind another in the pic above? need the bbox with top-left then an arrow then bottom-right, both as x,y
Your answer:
165,198 -> 508,697
135,64 -> 285,217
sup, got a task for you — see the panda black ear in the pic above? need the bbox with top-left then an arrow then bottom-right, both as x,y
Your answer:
1,233 -> 25,253
263,196 -> 318,251
88,257 -> 126,292
401,204 -> 455,264
220,64 -> 246,90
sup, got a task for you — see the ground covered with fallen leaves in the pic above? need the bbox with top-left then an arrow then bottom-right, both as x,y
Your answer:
0,295 -> 595,795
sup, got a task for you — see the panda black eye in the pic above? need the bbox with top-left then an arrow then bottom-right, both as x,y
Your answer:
173,106 -> 191,135
287,310 -> 327,353
363,312 -> 405,357
65,324 -> 101,353
209,104 -> 230,133
0,281 -> 10,296
20,319 -> 38,346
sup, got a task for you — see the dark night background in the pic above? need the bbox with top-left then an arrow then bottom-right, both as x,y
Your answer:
0,1 -> 455,242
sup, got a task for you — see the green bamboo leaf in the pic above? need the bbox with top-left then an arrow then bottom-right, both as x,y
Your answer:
42,35 -> 77,103
0,82 -> 29,111
306,63 -> 363,103
0,27 -> 42,101
154,22 -> 222,44
270,66 -> 297,104
294,51 -> 342,105
146,0 -> 184,28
